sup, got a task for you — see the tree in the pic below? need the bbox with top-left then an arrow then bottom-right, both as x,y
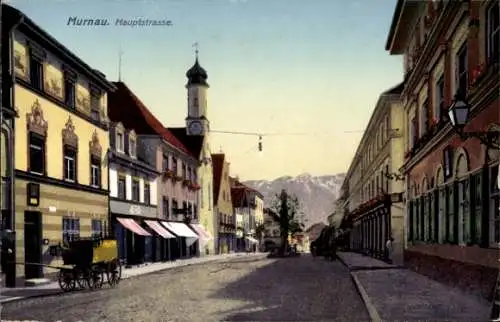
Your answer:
272,189 -> 304,255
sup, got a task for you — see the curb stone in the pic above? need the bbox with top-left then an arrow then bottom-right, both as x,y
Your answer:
350,273 -> 382,322
336,254 -> 382,322
0,253 -> 264,305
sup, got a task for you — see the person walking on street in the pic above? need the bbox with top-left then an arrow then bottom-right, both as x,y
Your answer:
385,236 -> 394,264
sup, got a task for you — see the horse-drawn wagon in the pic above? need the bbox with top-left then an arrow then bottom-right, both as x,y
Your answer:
56,236 -> 122,292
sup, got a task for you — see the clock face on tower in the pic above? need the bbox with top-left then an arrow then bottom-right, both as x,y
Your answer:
188,120 -> 202,135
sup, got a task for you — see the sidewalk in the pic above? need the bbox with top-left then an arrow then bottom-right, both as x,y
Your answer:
0,252 -> 263,304
337,252 -> 491,321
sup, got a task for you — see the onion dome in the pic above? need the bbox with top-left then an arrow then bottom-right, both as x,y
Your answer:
186,58 -> 208,87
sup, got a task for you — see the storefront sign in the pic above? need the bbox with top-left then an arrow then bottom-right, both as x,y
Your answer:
110,200 -> 156,218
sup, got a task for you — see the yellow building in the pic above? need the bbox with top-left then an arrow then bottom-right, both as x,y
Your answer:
340,83 -> 406,265
6,5 -> 115,283
212,154 -> 235,253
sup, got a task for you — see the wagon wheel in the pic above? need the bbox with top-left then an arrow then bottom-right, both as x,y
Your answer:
107,259 -> 122,287
58,269 -> 76,292
87,266 -> 104,290
74,268 -> 90,290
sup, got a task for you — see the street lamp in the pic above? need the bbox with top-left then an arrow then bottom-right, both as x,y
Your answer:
448,95 -> 500,150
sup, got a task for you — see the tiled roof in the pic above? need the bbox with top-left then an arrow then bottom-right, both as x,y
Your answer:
231,186 -> 248,208
108,82 -> 192,156
229,177 -> 264,199
211,153 -> 225,206
168,127 -> 204,158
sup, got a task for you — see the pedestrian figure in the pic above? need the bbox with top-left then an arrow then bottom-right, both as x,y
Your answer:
385,236 -> 394,264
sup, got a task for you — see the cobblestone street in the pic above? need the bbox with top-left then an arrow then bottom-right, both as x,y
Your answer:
1,255 -> 369,321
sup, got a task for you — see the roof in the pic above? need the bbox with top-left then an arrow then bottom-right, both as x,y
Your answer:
231,186 -> 249,208
186,58 -> 209,87
264,208 -> 280,222
108,82 -> 192,156
168,127 -> 204,158
384,81 -> 405,95
211,153 -> 225,205
3,4 -> 115,92
385,0 -> 405,51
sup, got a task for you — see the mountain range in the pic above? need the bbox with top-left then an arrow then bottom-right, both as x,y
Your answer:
243,173 -> 346,228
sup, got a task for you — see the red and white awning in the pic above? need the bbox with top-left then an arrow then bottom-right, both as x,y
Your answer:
190,224 -> 213,240
116,217 -> 151,236
145,220 -> 175,239
161,221 -> 198,238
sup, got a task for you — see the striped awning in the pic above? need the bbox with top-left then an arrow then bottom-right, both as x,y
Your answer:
190,224 -> 213,240
116,217 -> 151,236
145,220 -> 175,239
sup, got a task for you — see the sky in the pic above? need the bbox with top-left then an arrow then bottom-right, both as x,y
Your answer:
7,0 -> 403,181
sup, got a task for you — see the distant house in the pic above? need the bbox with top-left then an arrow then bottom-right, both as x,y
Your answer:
305,222 -> 328,242
263,208 -> 280,250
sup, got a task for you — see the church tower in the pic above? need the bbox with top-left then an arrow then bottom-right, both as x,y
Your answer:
185,48 -> 209,136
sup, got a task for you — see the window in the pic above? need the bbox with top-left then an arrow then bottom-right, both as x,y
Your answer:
182,201 -> 188,215
193,204 -> 197,219
29,56 -> 43,91
447,185 -> 455,243
116,131 -> 124,152
421,98 -> 429,134
132,179 -> 140,202
90,155 -> 101,188
90,94 -> 100,121
129,138 -> 136,157
91,219 -> 103,238
187,167 -> 191,181
172,199 -> 178,216
163,197 -> 169,218
162,155 -> 169,171
63,146 -> 77,182
144,182 -> 150,204
410,117 -> 418,149
172,157 -> 177,173
118,176 -> 126,199
181,162 -> 186,178
64,78 -> 75,109
455,42 -> 468,95
62,217 -> 80,243
29,133 -> 45,174
486,1 -> 500,64
435,75 -> 444,121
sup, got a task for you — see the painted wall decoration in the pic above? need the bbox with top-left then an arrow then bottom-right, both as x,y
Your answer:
13,39 -> 28,78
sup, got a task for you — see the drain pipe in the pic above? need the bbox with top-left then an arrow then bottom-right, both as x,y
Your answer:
3,9 -> 25,287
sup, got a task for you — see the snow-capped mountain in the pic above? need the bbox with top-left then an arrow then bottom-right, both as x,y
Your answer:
243,173 -> 346,228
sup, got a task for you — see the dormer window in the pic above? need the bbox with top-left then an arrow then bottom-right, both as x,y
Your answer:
116,130 -> 124,153
129,137 -> 136,158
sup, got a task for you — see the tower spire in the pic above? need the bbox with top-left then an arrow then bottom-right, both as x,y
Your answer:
193,42 -> 199,61
118,47 -> 124,81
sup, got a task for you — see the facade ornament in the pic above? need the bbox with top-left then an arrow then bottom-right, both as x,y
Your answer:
89,130 -> 102,157
27,99 -> 48,136
62,116 -> 78,148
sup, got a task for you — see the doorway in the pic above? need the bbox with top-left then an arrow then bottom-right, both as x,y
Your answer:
24,211 -> 42,279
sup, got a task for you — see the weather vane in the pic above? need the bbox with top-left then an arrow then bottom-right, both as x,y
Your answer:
193,42 -> 199,60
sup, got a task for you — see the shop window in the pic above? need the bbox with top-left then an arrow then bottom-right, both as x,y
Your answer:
91,219 -> 103,238
438,188 -> 446,243
458,179 -> 471,245
472,173 -> 483,244
62,217 -> 80,243
446,184 -> 456,243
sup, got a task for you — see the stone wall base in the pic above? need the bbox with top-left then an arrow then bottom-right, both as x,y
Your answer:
404,247 -> 497,301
